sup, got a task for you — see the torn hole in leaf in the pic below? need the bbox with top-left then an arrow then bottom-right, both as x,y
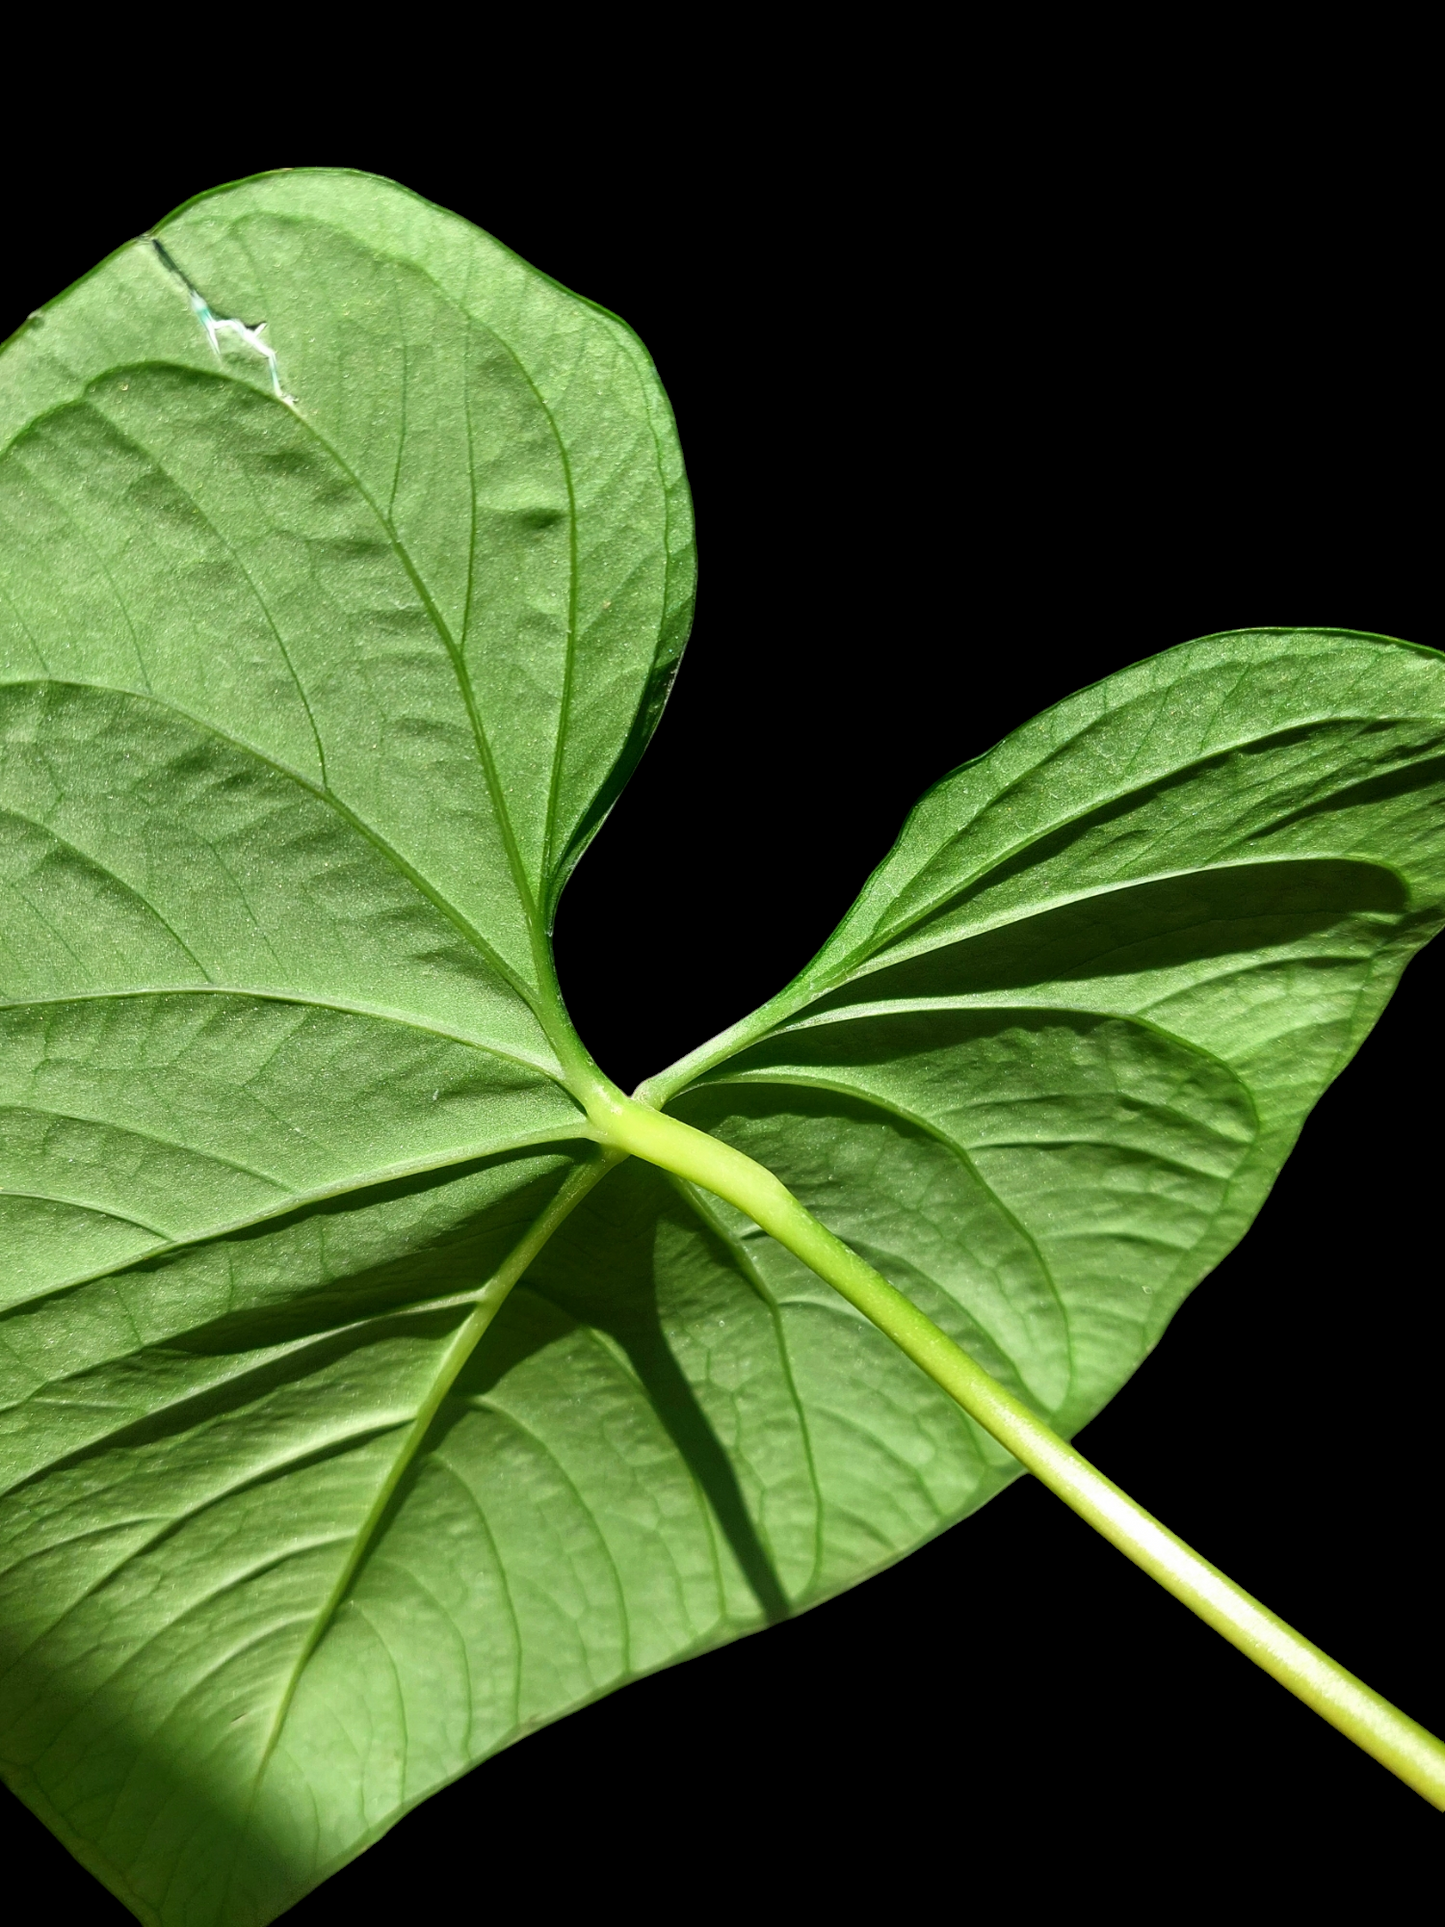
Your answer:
150,235 -> 295,405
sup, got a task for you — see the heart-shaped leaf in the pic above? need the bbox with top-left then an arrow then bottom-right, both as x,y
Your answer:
0,167 -> 691,1923
2,171 -> 1442,1925
646,629 -> 1445,1435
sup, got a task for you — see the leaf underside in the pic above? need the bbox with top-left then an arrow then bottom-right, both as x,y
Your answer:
2,170 -> 1444,1926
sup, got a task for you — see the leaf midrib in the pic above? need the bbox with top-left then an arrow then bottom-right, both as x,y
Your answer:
1,986 -> 567,1080
0,1186 -> 166,1235
642,847 -> 1412,1101
0,1099 -> 293,1189
0,1124 -> 594,1319
186,221 -> 584,1004
850,702 -> 1439,965
13,336 -> 552,1032
228,1154 -> 616,1882
0,676 -> 550,1034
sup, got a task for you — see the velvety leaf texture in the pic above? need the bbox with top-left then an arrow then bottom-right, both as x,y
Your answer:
1,170 -> 1443,1926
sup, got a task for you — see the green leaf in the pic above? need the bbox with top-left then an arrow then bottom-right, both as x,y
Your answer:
646,629 -> 1445,1431
0,168 -> 695,1923
3,170 -> 1444,1924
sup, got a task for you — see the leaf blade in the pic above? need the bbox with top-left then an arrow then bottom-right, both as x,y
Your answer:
649,629 -> 1445,1432
0,169 -> 695,1922
5,173 -> 1445,1924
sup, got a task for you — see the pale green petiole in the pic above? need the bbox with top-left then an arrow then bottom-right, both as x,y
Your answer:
590,1088 -> 1445,1810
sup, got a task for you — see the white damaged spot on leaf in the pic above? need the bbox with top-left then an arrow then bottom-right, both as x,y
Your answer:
151,235 -> 295,405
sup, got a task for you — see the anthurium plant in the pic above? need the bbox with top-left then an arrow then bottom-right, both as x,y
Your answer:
0,168 -> 1441,1926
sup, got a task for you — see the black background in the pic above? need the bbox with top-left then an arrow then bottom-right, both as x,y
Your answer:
2,114 -> 1438,1917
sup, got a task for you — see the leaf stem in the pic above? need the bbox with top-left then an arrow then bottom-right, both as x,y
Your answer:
595,1093 -> 1445,1809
